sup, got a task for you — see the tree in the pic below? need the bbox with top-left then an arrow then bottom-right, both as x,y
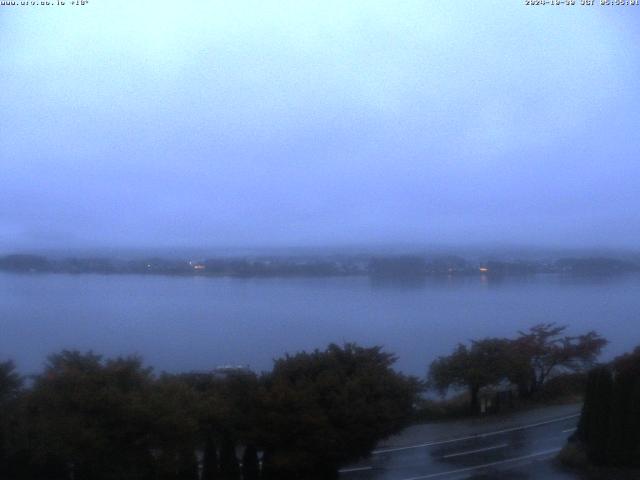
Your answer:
0,360 -> 21,402
27,351 -> 158,480
2,344 -> 423,479
576,346 -> 640,467
428,338 -> 513,414
259,343 -> 421,479
148,375 -> 201,480
608,346 -> 640,466
513,323 -> 607,397
178,370 -> 260,480
577,366 -> 613,465
0,360 -> 23,478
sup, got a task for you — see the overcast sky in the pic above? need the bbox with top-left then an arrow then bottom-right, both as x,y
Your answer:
1,1 -> 639,251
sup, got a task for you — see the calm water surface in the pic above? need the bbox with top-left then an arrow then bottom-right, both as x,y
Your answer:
1,273 -> 639,376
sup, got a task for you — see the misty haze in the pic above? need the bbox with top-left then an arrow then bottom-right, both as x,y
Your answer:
1,2 -> 639,480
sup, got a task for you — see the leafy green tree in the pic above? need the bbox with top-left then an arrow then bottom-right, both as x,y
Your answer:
5,344 -> 420,479
512,323 -> 607,397
259,343 -> 421,479
27,351 -> 157,480
148,375 -> 201,480
428,338 -> 513,414
178,370 -> 260,480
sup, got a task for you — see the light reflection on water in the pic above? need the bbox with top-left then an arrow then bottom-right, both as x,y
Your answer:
1,272 -> 638,376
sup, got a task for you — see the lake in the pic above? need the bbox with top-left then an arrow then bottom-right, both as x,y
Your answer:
1,272 -> 639,377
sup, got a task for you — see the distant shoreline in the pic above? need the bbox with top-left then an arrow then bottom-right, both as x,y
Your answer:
1,253 -> 638,280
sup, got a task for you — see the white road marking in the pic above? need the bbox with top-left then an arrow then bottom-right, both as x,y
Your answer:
442,443 -> 508,459
372,413 -> 579,455
338,466 -> 373,473
400,448 -> 562,480
562,427 -> 577,433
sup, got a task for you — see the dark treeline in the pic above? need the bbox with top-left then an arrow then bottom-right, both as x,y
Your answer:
428,323 -> 607,415
574,346 -> 640,468
1,254 -> 639,278
0,327 -> 624,479
0,344 -> 420,480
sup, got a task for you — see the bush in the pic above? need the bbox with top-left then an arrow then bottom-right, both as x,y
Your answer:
413,394 -> 471,422
535,372 -> 587,402
558,443 -> 589,469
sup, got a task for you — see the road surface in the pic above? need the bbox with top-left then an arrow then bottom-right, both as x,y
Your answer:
339,404 -> 584,480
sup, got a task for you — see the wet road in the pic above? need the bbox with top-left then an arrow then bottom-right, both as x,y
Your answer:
339,406 -> 582,480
